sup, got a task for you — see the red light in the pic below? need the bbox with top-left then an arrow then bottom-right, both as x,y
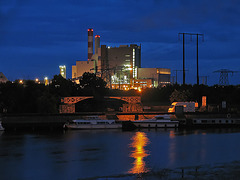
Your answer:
88,29 -> 93,31
95,35 -> 100,38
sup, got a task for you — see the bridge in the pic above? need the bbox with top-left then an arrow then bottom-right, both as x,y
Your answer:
59,96 -> 142,113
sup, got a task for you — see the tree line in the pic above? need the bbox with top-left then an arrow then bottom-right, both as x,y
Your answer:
1,72 -> 240,113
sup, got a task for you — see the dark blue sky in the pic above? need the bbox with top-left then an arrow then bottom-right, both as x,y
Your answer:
1,0 -> 240,85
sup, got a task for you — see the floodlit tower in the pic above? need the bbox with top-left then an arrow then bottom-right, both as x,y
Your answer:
44,77 -> 49,86
59,65 -> 66,79
88,28 -> 93,60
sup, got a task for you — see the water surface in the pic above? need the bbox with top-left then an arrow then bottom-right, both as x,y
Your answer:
1,128 -> 240,179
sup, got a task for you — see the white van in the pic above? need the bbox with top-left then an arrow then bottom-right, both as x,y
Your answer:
168,102 -> 196,113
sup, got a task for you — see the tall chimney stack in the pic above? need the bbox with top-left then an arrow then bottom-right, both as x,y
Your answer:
88,28 -> 93,60
95,35 -> 100,55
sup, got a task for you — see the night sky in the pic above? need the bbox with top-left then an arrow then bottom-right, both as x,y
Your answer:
1,0 -> 240,85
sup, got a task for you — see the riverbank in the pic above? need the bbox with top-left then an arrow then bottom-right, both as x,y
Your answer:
78,160 -> 240,180
1,113 -> 101,131
2,112 -> 240,131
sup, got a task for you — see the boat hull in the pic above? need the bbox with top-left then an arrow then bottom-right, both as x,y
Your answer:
65,124 -> 122,130
132,121 -> 178,128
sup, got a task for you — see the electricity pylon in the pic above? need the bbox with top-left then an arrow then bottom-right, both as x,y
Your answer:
214,69 -> 236,86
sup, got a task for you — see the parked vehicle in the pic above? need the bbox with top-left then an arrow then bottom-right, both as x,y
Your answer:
168,102 -> 196,113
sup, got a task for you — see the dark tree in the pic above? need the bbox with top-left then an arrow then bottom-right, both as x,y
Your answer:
169,89 -> 192,103
79,72 -> 107,97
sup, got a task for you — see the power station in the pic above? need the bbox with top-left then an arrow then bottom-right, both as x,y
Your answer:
72,28 -> 171,89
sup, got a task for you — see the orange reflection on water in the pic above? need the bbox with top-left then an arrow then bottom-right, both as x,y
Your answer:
128,132 -> 150,174
169,130 -> 175,139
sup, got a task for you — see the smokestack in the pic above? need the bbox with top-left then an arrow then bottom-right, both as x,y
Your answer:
88,28 -> 93,60
95,35 -> 100,55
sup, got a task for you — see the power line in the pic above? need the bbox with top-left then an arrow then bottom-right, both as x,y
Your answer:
173,69 -> 188,84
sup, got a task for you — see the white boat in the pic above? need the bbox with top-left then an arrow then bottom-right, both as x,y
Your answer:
132,114 -> 179,128
65,116 -> 122,130
0,121 -> 4,131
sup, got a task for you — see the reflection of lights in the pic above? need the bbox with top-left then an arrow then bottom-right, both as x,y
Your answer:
128,132 -> 150,174
168,131 -> 176,165
169,130 -> 175,139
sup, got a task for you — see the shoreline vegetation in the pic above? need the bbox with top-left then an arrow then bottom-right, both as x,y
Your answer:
1,74 -> 240,114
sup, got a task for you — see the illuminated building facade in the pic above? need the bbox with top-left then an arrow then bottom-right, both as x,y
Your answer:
137,68 -> 171,87
59,65 -> 66,79
101,44 -> 141,89
44,77 -> 49,86
72,60 -> 96,83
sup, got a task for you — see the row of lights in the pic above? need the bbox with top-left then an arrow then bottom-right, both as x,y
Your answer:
18,77 -> 49,86
18,64 -> 66,85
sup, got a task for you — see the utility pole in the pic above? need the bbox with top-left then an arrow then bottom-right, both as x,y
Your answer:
200,76 -> 208,85
178,33 -> 204,85
178,33 -> 186,85
195,34 -> 204,85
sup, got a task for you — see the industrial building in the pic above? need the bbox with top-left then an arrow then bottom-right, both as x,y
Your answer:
72,29 -> 100,81
101,44 -> 141,89
72,28 -> 171,89
137,68 -> 171,87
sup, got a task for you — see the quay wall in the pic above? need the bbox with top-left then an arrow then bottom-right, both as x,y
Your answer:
1,113 -> 105,131
2,112 -> 240,131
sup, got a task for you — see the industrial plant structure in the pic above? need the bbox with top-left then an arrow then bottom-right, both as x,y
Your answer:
72,28 -> 171,89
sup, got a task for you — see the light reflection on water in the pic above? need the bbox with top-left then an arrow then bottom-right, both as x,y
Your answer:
128,131 -> 150,174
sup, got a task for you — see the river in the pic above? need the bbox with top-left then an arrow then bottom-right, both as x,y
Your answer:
1,128 -> 240,179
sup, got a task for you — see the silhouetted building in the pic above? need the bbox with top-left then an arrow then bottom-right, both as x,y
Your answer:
0,72 -> 8,83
